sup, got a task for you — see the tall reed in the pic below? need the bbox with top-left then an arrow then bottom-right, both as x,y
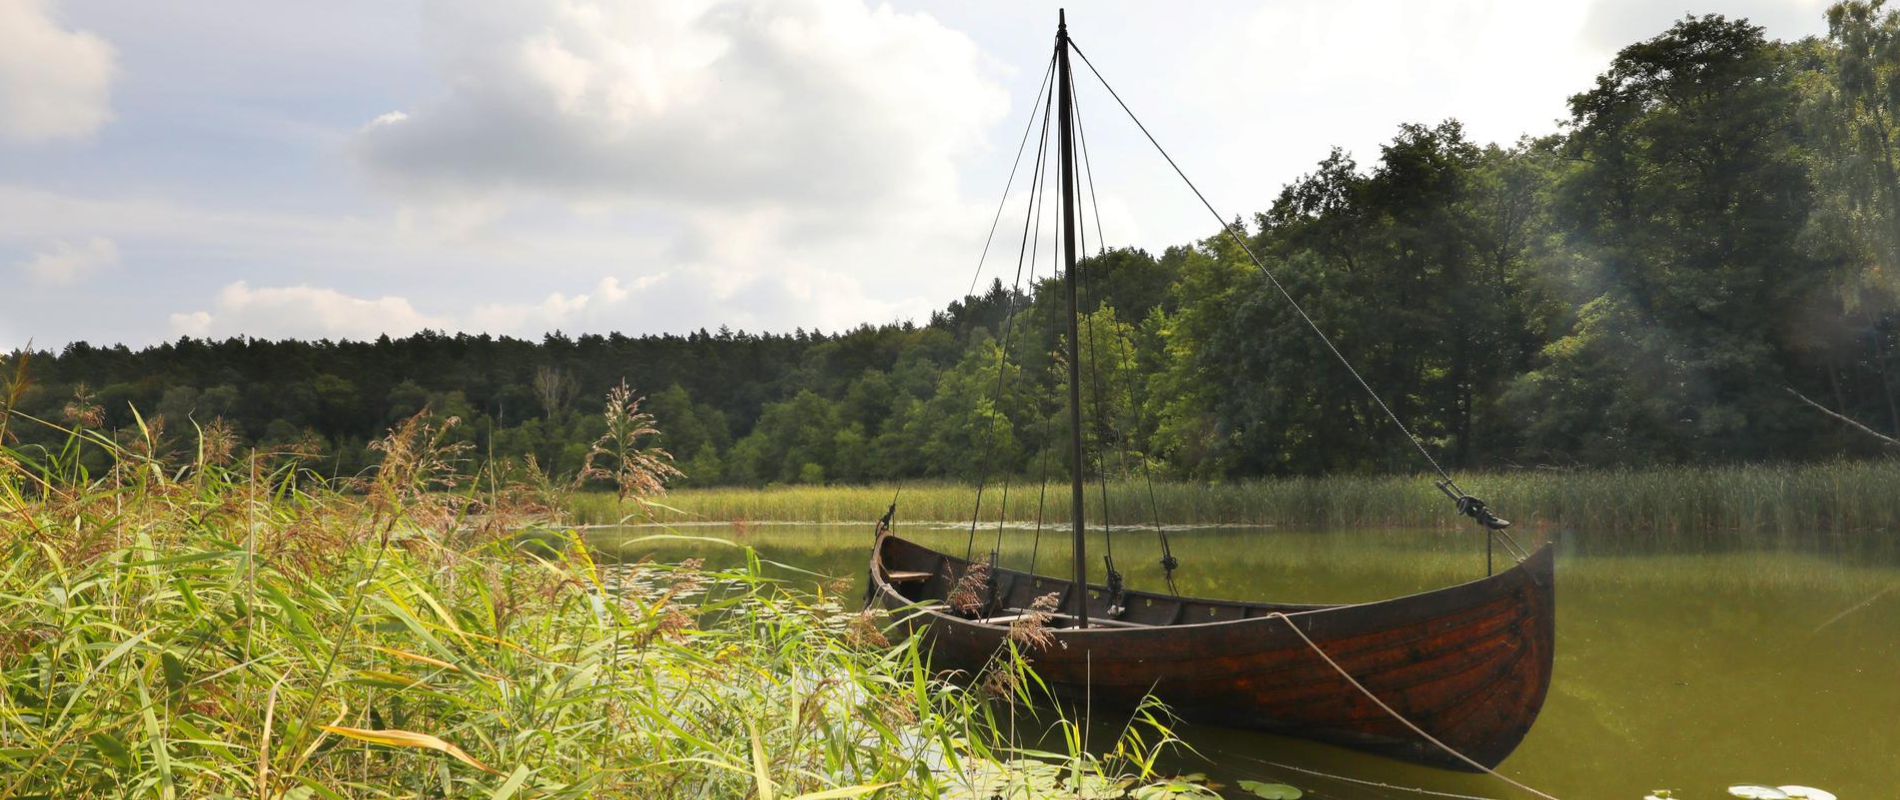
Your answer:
0,409 -> 1211,798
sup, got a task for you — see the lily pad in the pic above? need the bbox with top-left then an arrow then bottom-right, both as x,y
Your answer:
1238,780 -> 1304,800
1777,787 -> 1835,800
1729,785 -> 1790,800
1644,791 -> 1674,800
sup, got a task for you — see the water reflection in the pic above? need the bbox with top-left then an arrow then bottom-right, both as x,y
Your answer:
592,523 -> 1900,799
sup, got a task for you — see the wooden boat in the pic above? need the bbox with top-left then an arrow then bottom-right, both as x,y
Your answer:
867,10 -> 1556,772
868,533 -> 1554,771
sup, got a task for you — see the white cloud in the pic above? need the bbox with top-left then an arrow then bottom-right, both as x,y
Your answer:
167,311 -> 211,338
330,0 -> 1010,345
469,275 -> 648,333
159,266 -> 913,346
14,237 -> 118,285
170,282 -> 450,341
0,0 -> 115,143
349,0 -> 1007,216
464,265 -> 910,338
1582,0 -> 1831,53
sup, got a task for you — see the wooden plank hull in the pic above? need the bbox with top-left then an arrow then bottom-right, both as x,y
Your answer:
870,534 -> 1555,771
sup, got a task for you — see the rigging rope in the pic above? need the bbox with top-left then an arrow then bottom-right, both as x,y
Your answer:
1072,69 -> 1179,593
1026,441 -> 1054,578
1068,62 -> 1130,615
990,80 -> 1064,564
1079,212 -> 1124,607
965,55 -> 1056,299
1072,72 -> 1112,568
966,63 -> 1058,565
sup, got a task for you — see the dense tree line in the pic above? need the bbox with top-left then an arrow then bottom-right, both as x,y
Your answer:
8,8 -> 1900,486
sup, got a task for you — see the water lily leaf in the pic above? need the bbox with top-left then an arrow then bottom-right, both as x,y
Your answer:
1729,785 -> 1789,800
1238,781 -> 1304,800
1644,792 -> 1674,800
1777,787 -> 1835,800
318,725 -> 499,775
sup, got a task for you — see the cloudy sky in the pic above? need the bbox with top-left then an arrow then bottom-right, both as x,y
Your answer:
0,0 -> 1832,348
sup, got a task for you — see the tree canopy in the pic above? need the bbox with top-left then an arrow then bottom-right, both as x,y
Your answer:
7,8 -> 1900,486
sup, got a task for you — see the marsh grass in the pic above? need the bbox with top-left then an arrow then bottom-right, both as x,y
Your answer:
0,408 -> 1212,799
576,460 -> 1900,541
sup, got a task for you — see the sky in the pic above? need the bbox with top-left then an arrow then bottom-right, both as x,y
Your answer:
0,0 -> 1835,349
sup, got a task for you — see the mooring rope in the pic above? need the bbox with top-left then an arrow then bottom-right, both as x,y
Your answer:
1199,746 -> 1515,800
1265,612 -> 1564,800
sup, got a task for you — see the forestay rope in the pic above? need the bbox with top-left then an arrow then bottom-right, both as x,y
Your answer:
1067,39 -> 1524,563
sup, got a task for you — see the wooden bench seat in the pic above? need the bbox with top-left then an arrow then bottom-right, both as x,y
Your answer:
1046,611 -> 1150,629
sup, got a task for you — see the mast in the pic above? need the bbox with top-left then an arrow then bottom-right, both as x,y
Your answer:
1056,10 -> 1088,630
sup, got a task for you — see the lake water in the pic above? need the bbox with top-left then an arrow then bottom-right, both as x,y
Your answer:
591,522 -> 1900,799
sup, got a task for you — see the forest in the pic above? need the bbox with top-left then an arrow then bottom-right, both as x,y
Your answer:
7,9 -> 1900,488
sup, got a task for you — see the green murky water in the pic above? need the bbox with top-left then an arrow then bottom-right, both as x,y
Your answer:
591,523 -> 1900,799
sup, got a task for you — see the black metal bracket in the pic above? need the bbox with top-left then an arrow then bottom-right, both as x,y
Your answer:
1435,480 -> 1533,576
1436,480 -> 1512,530
874,502 -> 896,539
867,502 -> 898,605
1103,556 -> 1127,618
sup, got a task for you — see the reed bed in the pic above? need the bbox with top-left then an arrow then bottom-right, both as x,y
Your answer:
0,413 -> 1207,799
577,460 -> 1900,538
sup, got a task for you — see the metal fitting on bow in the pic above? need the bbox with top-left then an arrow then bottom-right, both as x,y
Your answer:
1438,481 -> 1512,530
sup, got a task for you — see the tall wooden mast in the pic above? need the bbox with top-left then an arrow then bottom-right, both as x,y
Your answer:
1056,9 -> 1088,630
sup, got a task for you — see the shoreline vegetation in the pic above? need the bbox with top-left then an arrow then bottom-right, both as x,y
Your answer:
571,459 -> 1900,537
0,411 -> 1223,799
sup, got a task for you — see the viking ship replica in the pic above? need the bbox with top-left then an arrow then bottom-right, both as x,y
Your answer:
868,11 -> 1554,772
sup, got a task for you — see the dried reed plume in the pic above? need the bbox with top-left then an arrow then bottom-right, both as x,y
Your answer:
1007,591 -> 1063,651
364,409 -> 472,533
61,382 -> 103,428
195,416 -> 238,467
948,562 -> 993,616
579,380 -> 682,504
845,610 -> 892,648
0,346 -> 28,447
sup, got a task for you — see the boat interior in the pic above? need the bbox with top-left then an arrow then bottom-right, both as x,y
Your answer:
876,535 -> 1332,629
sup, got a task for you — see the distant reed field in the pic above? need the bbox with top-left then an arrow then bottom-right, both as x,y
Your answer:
572,460 -> 1900,537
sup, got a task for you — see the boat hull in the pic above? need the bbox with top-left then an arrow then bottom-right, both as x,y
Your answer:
869,534 -> 1555,771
